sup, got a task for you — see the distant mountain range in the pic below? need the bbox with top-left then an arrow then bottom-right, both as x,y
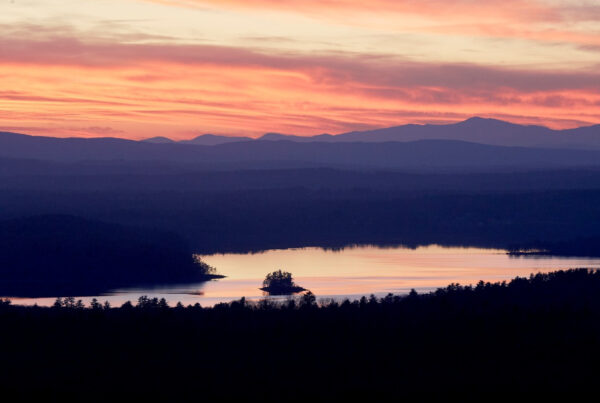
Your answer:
141,117 -> 600,149
3,126 -> 600,172
143,134 -> 252,146
2,117 -> 600,172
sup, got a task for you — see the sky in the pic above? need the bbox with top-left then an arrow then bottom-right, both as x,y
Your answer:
1,0 -> 599,139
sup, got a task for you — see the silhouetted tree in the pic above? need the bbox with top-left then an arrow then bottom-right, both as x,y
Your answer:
263,270 -> 294,288
158,298 -> 169,309
63,297 -> 76,308
90,298 -> 102,310
300,291 -> 316,308
194,257 -> 218,275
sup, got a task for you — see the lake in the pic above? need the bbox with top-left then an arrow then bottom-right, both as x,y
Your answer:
9,244 -> 600,306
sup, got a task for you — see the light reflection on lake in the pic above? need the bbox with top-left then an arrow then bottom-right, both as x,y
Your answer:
9,245 -> 600,307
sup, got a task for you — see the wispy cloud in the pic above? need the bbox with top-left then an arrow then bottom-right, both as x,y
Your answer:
1,0 -> 599,138
2,34 -> 599,93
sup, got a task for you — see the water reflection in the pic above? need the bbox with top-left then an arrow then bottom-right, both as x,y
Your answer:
8,245 -> 600,307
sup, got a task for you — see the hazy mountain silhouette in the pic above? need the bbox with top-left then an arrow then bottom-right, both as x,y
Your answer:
259,132 -> 336,142
142,136 -> 176,144
141,117 -> 600,149
3,130 -> 600,171
179,134 -> 253,146
257,117 -> 600,149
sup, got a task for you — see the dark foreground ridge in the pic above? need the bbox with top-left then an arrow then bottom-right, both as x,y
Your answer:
1,269 -> 600,399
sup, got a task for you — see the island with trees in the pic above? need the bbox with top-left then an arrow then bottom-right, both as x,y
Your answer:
260,270 -> 306,294
508,236 -> 600,257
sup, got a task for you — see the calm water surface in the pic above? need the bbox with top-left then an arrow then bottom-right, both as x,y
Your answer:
10,245 -> 600,306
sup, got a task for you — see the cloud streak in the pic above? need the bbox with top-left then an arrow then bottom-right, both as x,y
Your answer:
144,0 -> 600,51
149,0 -> 565,23
1,18 -> 599,138
2,35 -> 600,92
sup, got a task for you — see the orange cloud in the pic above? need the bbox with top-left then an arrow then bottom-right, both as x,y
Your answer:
1,33 -> 599,139
3,35 -> 600,91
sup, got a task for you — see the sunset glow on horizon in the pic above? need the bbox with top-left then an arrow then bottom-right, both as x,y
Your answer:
1,0 -> 599,139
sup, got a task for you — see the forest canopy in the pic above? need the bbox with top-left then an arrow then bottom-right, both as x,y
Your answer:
0,215 -> 221,297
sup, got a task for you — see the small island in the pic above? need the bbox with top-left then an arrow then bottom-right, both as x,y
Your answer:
508,236 -> 600,258
260,270 -> 306,295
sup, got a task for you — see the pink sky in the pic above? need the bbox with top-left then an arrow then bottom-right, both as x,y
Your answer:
1,0 -> 599,139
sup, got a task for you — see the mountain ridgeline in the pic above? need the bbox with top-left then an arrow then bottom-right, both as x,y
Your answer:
1,117 -> 600,172
1,117 -> 600,258
143,117 -> 600,149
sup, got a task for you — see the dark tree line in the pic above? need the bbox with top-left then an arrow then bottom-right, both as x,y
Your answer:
1,269 -> 600,399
